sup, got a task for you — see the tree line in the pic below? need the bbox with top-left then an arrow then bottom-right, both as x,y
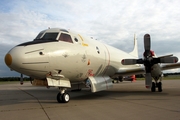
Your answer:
0,77 -> 31,81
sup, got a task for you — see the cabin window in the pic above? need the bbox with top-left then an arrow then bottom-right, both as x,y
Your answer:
96,46 -> 100,54
59,33 -> 73,43
74,38 -> 78,42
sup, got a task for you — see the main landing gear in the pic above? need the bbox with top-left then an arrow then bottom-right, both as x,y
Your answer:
57,88 -> 70,103
151,82 -> 162,92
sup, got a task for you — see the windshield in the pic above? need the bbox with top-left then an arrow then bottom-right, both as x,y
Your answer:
35,31 -> 45,39
34,32 -> 59,41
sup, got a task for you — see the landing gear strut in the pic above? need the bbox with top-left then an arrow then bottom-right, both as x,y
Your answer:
151,82 -> 162,92
57,88 -> 70,103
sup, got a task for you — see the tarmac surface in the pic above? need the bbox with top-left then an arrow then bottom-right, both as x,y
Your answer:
0,80 -> 180,120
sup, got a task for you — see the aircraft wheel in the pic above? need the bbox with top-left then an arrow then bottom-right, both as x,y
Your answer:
57,93 -> 63,103
151,82 -> 156,92
57,92 -> 70,103
62,93 -> 70,103
157,82 -> 162,92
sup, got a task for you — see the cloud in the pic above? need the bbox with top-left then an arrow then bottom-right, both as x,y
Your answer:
0,0 -> 180,77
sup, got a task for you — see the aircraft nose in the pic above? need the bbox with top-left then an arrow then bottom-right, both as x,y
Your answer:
4,53 -> 12,66
5,45 -> 49,77
4,47 -> 22,70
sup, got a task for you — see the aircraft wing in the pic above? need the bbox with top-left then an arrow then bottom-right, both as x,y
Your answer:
161,62 -> 180,71
114,66 -> 145,77
115,62 -> 180,77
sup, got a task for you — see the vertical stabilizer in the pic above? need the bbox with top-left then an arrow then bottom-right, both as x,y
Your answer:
129,34 -> 138,58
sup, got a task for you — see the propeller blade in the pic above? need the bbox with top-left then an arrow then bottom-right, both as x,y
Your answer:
159,57 -> 178,63
121,59 -> 144,65
153,57 -> 179,64
145,73 -> 152,88
121,59 -> 138,65
144,34 -> 151,51
121,59 -> 137,65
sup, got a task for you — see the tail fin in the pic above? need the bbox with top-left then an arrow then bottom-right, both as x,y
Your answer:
129,34 -> 138,58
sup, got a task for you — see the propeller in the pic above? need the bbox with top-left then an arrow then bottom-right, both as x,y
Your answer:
121,34 -> 178,88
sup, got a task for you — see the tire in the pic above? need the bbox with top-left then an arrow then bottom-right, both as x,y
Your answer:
158,82 -> 162,92
57,93 -> 62,103
62,93 -> 70,103
151,82 -> 156,92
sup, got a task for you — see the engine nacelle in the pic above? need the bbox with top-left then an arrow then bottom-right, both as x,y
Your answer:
151,64 -> 162,81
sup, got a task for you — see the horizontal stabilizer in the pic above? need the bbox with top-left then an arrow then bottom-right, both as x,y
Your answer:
158,54 -> 173,58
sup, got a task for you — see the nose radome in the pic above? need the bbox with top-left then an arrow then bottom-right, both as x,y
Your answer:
4,53 -> 12,66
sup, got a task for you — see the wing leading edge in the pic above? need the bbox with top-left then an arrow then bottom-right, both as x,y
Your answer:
115,62 -> 180,77
115,66 -> 145,77
161,62 -> 180,71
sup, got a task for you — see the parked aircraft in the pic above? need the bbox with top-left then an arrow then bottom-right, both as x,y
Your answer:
4,28 -> 180,103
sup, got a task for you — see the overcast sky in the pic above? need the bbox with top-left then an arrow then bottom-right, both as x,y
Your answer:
0,0 -> 180,77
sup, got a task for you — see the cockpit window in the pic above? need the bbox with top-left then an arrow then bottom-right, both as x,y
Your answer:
41,33 -> 59,40
35,31 -> 45,39
34,32 -> 59,41
59,33 -> 73,43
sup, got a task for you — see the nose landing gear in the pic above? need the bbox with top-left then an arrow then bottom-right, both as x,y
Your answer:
57,88 -> 70,103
